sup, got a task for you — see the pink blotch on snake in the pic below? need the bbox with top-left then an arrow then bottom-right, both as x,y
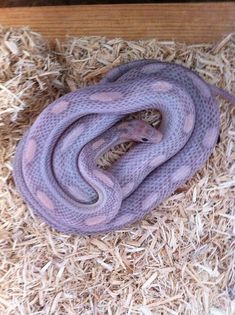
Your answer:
13,60 -> 235,234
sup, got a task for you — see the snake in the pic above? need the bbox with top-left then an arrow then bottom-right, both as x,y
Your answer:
13,59 -> 235,235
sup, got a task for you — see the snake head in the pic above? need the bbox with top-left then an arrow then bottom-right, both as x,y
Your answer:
118,119 -> 163,144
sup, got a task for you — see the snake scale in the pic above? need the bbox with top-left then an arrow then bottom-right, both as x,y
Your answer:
13,60 -> 235,234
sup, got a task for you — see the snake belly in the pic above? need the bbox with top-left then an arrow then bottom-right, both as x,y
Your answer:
14,59 -> 233,235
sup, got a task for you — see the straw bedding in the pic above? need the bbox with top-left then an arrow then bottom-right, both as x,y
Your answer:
0,27 -> 234,315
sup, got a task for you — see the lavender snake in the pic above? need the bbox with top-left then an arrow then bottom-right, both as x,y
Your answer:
13,60 -> 235,234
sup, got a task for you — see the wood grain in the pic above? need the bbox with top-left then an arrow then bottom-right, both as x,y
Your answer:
0,3 -> 234,43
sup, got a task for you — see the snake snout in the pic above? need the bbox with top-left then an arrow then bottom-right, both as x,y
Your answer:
149,129 -> 163,144
123,119 -> 163,144
137,120 -> 163,144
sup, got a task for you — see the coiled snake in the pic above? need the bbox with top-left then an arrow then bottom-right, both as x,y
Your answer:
13,60 -> 235,234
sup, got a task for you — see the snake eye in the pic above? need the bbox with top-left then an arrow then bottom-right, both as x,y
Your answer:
141,138 -> 149,142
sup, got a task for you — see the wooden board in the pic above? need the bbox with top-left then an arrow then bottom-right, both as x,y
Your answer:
0,3 -> 234,43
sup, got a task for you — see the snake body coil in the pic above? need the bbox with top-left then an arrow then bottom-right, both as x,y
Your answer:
13,60 -> 235,234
